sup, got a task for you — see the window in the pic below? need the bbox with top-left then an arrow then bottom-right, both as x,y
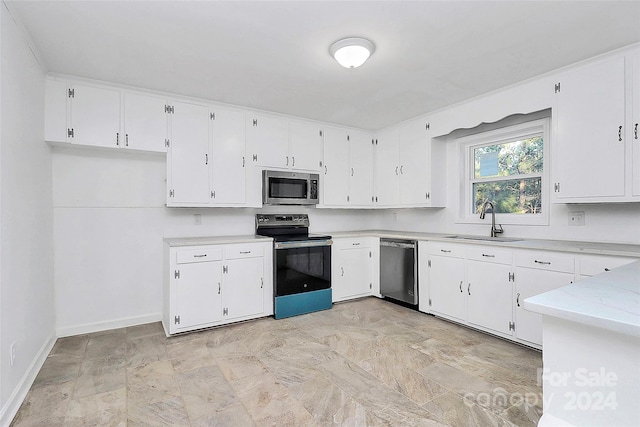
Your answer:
459,118 -> 549,225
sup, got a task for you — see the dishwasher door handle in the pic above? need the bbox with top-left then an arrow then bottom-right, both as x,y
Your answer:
380,240 -> 416,249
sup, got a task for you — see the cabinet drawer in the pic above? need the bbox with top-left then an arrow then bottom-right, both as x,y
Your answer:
428,241 -> 465,258
578,255 -> 636,277
466,246 -> 512,265
515,251 -> 575,273
175,247 -> 223,264
333,237 -> 373,250
224,243 -> 265,259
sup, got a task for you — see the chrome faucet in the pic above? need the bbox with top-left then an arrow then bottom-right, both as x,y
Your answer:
480,200 -> 504,238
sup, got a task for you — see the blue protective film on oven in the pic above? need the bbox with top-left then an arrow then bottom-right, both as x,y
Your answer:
274,288 -> 332,319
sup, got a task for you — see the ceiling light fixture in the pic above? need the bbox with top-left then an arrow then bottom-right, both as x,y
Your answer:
329,37 -> 375,69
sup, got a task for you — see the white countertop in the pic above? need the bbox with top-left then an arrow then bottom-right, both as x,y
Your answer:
524,261 -> 640,337
326,230 -> 640,257
164,235 -> 272,247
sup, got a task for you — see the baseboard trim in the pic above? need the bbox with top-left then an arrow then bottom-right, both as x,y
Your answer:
56,312 -> 163,337
0,335 -> 56,427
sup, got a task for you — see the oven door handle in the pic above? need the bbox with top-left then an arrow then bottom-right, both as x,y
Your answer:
275,240 -> 333,249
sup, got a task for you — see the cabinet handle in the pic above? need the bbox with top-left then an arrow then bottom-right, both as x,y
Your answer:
459,281 -> 463,293
516,292 -> 521,307
351,168 -> 354,176
218,283 -> 221,294
292,157 -> 295,167
242,157 -> 245,167
534,260 -> 551,265
125,134 -> 129,147
253,154 -> 258,162
400,165 -> 404,174
116,132 -> 120,146
635,123 -> 638,140
324,165 -> 328,175
261,277 -> 263,288
193,254 -> 207,258
395,166 -> 398,175
240,251 -> 251,254
467,283 -> 471,295
604,268 -> 611,272
205,154 -> 208,165
286,156 -> 289,166
481,254 -> 495,258
440,249 -> 451,253
341,267 -> 344,277
352,242 -> 360,246
618,125 -> 623,142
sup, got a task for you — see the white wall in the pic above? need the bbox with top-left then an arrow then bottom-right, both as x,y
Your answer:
51,147 -> 379,336
0,3 -> 55,425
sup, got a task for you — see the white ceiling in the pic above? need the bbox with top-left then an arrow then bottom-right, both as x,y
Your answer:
7,1 -> 640,130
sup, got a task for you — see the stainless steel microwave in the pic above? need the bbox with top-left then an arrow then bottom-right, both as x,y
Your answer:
262,170 -> 319,205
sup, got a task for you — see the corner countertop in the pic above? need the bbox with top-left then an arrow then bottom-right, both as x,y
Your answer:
324,230 -> 640,257
164,235 -> 272,247
523,261 -> 640,337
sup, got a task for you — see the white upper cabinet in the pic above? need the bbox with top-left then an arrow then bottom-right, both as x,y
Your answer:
374,128 -> 400,206
632,51 -> 640,197
322,127 -> 350,206
321,127 -> 374,207
288,120 -> 323,171
45,78 -> 167,153
246,114 -> 289,169
167,100 -> 210,205
373,118 -> 445,208
348,131 -> 375,206
210,107 -> 246,205
69,83 -> 121,148
553,53 -> 639,202
122,92 -> 168,152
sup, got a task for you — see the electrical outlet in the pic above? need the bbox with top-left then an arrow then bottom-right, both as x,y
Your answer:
568,211 -> 585,226
194,214 -> 202,225
9,342 -> 16,367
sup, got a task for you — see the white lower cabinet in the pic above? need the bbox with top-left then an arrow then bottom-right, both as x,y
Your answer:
164,240 -> 273,335
331,237 -> 379,302
577,254 -> 636,280
514,250 -> 575,346
426,242 -> 466,321
466,247 -> 514,336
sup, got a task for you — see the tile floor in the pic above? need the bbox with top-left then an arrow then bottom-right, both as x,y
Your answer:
10,297 -> 543,426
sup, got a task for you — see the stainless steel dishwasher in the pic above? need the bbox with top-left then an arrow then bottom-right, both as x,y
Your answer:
380,239 -> 418,306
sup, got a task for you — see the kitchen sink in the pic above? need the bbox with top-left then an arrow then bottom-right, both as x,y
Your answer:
444,235 -> 524,242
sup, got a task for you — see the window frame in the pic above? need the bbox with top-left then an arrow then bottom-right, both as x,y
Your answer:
457,118 -> 550,226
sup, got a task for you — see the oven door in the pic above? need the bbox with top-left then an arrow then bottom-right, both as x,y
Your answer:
274,240 -> 331,296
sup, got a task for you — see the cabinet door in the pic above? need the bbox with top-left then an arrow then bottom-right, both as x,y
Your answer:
122,92 -> 168,152
289,121 -> 322,171
467,260 -> 513,335
515,268 -> 573,346
246,114 -> 288,168
168,101 -> 210,204
555,56 -> 626,199
322,128 -> 350,206
210,108 -> 246,204
44,79 -> 69,143
428,255 -> 466,321
70,84 -> 121,148
349,131 -> 375,206
333,247 -> 372,302
173,261 -> 223,331
224,257 -> 264,320
374,128 -> 400,206
632,52 -> 640,197
399,119 -> 430,205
